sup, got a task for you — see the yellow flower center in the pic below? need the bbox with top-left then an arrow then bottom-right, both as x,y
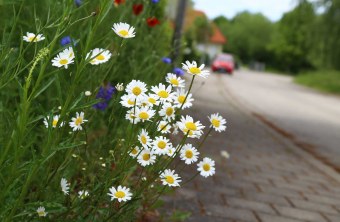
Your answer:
131,147 -> 138,155
189,67 -> 201,75
132,87 -> 142,96
165,176 -> 174,184
203,163 -> 211,171
185,150 -> 193,159
118,30 -> 129,37
185,122 -> 197,131
96,54 -> 105,60
52,119 -> 58,127
157,141 -> 166,149
148,97 -> 156,104
159,124 -> 166,131
28,36 -> 37,42
139,112 -> 149,120
158,90 -> 169,98
59,59 -> 69,65
141,135 -> 147,144
128,99 -> 135,105
115,191 -> 126,198
166,107 -> 173,116
170,78 -> 179,86
38,211 -> 45,217
178,95 -> 186,104
142,153 -> 150,161
75,117 -> 83,126
212,119 -> 220,127
183,128 -> 194,136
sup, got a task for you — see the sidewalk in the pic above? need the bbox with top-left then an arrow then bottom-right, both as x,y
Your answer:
162,74 -> 340,222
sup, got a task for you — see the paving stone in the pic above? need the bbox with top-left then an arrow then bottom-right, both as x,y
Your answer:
243,192 -> 292,207
324,214 -> 340,222
289,198 -> 339,214
258,213 -> 306,222
274,205 -> 328,222
205,204 -> 258,221
305,194 -> 340,206
226,197 -> 276,214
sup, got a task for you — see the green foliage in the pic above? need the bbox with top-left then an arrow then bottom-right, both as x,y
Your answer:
0,0 -> 175,220
268,0 -> 316,73
295,70 -> 340,93
214,11 -> 273,63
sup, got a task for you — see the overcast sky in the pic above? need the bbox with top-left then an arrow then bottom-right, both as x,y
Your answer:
192,0 -> 299,21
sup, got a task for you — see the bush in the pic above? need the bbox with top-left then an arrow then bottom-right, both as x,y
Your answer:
0,0 -> 227,221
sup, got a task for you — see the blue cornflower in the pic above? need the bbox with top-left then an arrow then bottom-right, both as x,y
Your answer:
151,0 -> 159,3
75,0 -> 82,7
162,57 -> 172,64
173,67 -> 185,76
93,83 -> 116,110
60,36 -> 72,46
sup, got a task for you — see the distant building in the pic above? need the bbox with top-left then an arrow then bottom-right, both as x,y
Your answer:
166,2 -> 227,60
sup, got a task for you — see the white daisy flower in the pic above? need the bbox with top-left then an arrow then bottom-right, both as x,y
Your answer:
180,144 -> 199,165
51,47 -> 75,69
182,60 -> 210,78
23,32 -> 45,42
125,108 -> 140,124
146,94 -> 159,106
137,149 -> 156,167
61,178 -> 70,195
160,169 -> 181,187
157,120 -> 171,134
108,185 -> 132,202
159,103 -> 176,121
165,73 -> 185,88
208,113 -> 227,132
135,106 -> 155,122
43,115 -> 64,128
62,47 -> 75,59
138,129 -> 152,149
167,146 -> 176,157
36,206 -> 47,217
112,22 -> 136,38
69,112 -> 88,131
120,94 -> 140,108
86,48 -> 112,65
151,83 -> 175,103
177,115 -> 205,138
174,88 -> 194,109
221,150 -> 230,159
129,146 -> 140,158
125,80 -> 147,98
197,157 -> 215,178
152,136 -> 172,155
78,190 -> 89,199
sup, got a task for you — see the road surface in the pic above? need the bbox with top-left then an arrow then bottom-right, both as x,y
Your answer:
161,69 -> 340,222
220,69 -> 340,170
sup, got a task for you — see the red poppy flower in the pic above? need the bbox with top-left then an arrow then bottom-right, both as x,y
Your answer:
133,4 -> 143,15
146,17 -> 160,27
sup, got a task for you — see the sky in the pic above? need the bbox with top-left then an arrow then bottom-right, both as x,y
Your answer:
192,0 -> 299,21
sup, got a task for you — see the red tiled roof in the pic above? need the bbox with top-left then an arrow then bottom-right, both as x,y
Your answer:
210,23 -> 227,44
184,9 -> 226,45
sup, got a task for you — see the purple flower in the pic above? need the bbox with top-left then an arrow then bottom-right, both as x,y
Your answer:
60,36 -> 72,46
93,83 -> 116,110
173,67 -> 184,76
151,0 -> 159,3
162,57 -> 172,64
75,0 -> 82,7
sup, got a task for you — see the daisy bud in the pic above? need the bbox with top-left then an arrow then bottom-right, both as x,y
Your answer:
85,91 -> 92,96
115,83 -> 124,91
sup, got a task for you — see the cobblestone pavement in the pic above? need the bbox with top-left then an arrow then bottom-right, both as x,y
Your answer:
162,73 -> 340,222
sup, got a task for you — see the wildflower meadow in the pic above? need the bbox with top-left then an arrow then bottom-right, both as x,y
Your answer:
0,0 -> 227,221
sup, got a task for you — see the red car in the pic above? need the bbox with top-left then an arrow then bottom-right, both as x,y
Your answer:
211,53 -> 235,74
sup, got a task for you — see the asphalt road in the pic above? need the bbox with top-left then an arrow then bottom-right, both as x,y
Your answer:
217,69 -> 340,170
